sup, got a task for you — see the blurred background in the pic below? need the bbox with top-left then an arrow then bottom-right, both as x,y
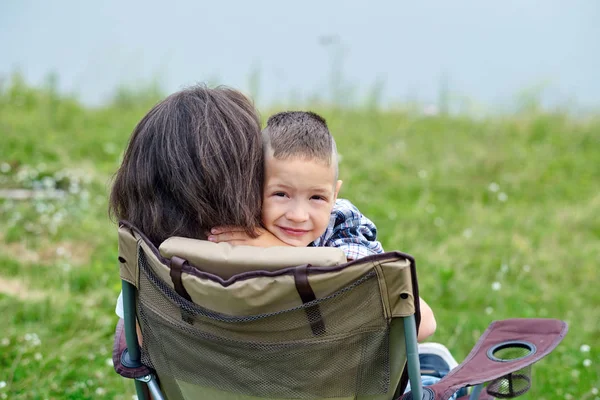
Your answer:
2,0 -> 599,110
1,1 -> 598,399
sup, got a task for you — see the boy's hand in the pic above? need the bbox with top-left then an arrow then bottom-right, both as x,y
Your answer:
208,227 -> 291,248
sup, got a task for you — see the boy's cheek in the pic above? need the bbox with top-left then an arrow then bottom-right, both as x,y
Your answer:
260,203 -> 276,225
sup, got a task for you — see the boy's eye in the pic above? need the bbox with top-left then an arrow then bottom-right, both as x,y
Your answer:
311,195 -> 327,201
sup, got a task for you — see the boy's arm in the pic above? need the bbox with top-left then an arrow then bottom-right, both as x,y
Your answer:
418,297 -> 437,342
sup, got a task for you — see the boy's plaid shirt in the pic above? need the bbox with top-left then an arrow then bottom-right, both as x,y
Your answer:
309,198 -> 384,260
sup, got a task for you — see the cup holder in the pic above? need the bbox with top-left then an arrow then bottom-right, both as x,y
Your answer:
486,341 -> 536,398
487,341 -> 536,362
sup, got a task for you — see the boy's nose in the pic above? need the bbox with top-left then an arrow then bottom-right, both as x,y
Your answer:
285,206 -> 309,222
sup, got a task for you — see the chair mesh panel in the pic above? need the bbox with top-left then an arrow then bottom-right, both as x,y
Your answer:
137,251 -> 390,398
486,366 -> 532,398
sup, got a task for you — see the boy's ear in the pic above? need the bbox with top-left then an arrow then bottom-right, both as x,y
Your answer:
333,180 -> 343,201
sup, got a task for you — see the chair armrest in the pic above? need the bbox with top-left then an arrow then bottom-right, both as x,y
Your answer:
112,318 -> 152,379
402,318 -> 567,400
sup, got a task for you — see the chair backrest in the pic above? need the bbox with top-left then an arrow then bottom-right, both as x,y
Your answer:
117,222 -> 421,400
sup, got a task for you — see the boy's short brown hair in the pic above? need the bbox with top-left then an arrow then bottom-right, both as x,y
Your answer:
262,111 -> 338,174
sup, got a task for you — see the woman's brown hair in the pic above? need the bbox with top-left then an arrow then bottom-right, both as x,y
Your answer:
109,85 -> 264,245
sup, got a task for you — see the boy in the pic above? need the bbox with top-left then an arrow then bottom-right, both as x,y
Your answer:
209,111 -> 381,258
209,111 -> 437,341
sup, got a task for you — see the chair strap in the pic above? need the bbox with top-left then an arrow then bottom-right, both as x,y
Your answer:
170,256 -> 192,301
293,265 -> 326,336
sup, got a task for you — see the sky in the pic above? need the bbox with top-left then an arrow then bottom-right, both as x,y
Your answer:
1,0 -> 598,110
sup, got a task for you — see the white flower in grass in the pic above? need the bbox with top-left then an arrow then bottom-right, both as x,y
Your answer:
462,228 -> 472,239
485,307 -> 494,315
498,192 -> 508,202
583,359 -> 592,367
523,264 -> 531,272
35,202 -> 48,214
105,358 -> 114,367
0,163 -> 10,173
1,338 -> 9,346
0,381 -> 6,389
418,170 -> 428,179
24,333 -> 41,345
34,352 -> 42,361
491,282 -> 501,291
41,176 -> 55,190
488,182 -> 499,192
95,387 -> 106,396
580,344 -> 590,353
571,369 -> 580,378
69,182 -> 80,194
591,387 -> 598,395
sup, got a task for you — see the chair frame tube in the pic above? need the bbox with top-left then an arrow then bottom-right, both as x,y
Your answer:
123,280 -> 165,400
403,315 -> 423,400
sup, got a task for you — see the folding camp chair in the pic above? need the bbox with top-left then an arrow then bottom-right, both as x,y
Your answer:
112,221 -> 567,400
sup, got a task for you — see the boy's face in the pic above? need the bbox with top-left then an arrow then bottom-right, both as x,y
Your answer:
262,155 -> 342,247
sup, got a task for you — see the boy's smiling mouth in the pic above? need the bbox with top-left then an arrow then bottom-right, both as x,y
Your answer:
277,226 -> 310,236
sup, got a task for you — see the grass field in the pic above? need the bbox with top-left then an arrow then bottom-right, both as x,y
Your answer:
1,76 -> 599,399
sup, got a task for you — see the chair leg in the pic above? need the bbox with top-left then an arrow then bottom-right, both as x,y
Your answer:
403,315 -> 423,400
146,375 -> 166,400
136,374 -> 165,400
134,380 -> 150,400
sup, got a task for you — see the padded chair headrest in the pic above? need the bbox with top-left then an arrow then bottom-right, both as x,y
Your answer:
159,236 -> 347,279
117,221 -> 416,318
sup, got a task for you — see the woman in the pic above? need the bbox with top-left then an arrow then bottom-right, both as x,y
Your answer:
109,85 -> 448,398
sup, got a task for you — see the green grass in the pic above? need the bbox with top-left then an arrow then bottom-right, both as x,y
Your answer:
1,77 -> 599,399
